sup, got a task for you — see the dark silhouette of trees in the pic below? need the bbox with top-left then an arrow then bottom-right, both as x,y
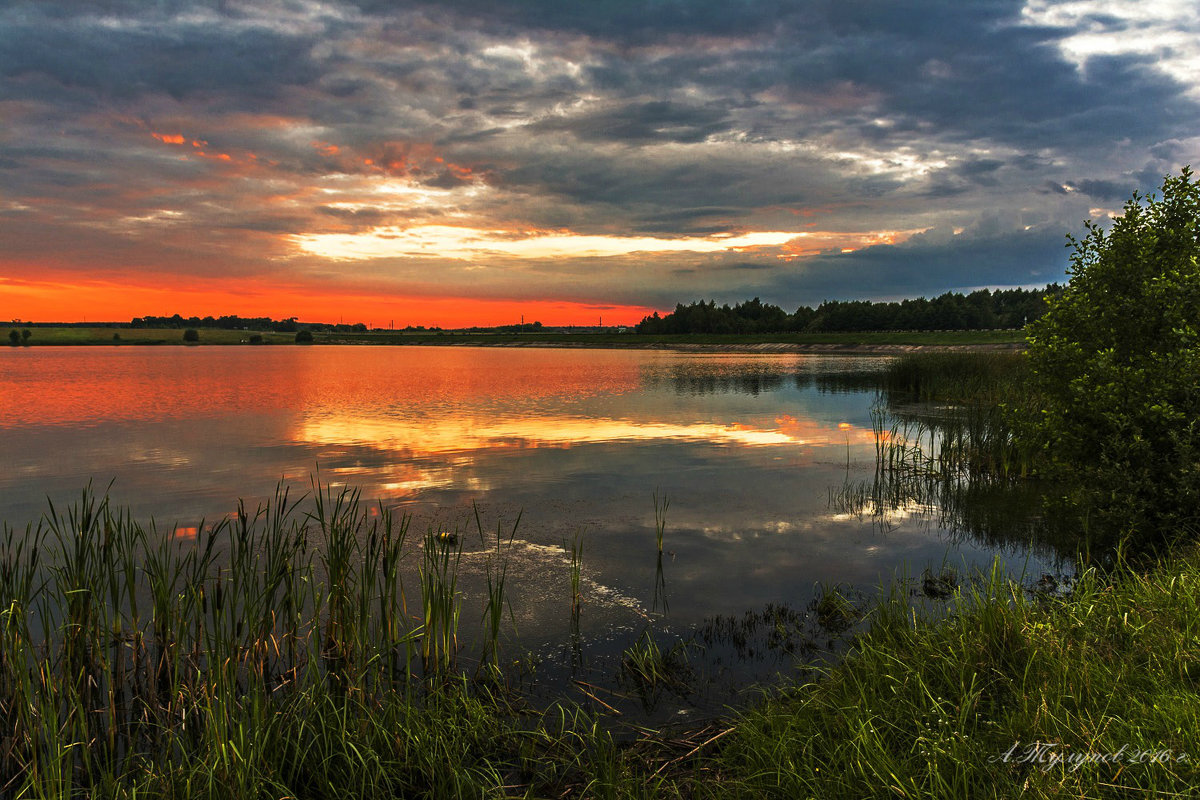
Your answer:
636,288 -> 1059,334
129,314 -> 366,333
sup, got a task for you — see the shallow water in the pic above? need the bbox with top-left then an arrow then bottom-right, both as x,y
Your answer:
0,345 -> 1053,705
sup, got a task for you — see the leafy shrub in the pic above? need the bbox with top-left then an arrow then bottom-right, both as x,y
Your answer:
1016,168 -> 1200,542
295,329 -> 314,344
183,328 -> 200,343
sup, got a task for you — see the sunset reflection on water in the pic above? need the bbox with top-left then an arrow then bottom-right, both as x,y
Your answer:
0,345 -> 1050,654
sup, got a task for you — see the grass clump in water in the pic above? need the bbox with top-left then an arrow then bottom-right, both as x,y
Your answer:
0,483 -> 552,798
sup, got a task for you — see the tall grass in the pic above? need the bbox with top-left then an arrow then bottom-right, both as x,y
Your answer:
653,490 -> 670,554
0,484 -> 546,797
827,350 -> 1078,559
880,350 -> 1027,405
478,505 -> 519,677
3,476 -> 1198,797
565,529 -> 584,622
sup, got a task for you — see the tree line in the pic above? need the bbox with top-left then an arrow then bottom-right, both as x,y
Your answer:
130,314 -> 368,333
636,287 -> 1061,335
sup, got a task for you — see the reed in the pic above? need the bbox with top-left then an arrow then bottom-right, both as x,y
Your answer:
418,524 -> 462,678
880,350 -> 1027,405
0,479 -> 1197,797
833,348 -> 1053,555
0,482 -> 509,796
619,629 -> 693,712
565,528 -> 584,621
653,490 -> 670,553
478,505 -> 518,676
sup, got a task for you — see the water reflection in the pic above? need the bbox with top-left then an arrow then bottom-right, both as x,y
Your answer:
0,346 -> 1056,672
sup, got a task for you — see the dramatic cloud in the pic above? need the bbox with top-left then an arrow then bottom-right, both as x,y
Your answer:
1,0 -> 1197,324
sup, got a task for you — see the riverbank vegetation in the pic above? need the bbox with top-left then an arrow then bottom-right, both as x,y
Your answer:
5,485 -> 1199,798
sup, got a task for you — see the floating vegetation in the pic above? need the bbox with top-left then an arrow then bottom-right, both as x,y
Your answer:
920,566 -> 960,599
619,629 -> 694,712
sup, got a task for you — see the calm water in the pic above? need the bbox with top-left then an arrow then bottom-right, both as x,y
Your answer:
0,346 -> 1051,696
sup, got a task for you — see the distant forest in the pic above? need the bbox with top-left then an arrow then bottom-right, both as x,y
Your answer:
636,287 -> 1062,334
129,314 -> 368,333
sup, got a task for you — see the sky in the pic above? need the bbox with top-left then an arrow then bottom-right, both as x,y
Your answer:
2,0 -> 1198,327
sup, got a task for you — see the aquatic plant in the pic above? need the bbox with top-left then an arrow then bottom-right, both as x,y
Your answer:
653,490 -> 670,553
479,505 -> 518,676
565,528 -> 584,621
619,629 -> 693,711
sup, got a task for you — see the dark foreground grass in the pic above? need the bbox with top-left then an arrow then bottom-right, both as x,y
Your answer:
5,481 -> 1200,798
712,555 -> 1200,798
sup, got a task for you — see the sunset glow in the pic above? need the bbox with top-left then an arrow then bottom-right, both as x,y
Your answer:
2,277 -> 655,328
291,227 -> 808,262
3,2 -> 1197,325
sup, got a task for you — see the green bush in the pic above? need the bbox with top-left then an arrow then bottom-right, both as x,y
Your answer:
295,329 -> 313,344
183,328 -> 200,343
1017,167 -> 1200,542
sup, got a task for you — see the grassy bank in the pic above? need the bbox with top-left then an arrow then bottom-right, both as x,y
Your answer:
6,326 -> 1026,348
709,553 -> 1200,798
3,478 -> 1198,797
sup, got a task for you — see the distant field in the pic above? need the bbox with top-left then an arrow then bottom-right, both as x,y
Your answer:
6,326 -> 1027,348
6,327 -> 297,346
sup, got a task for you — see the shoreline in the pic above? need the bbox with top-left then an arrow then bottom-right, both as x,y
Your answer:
6,339 -> 1026,354
5,325 -> 1028,352
379,340 -> 1027,354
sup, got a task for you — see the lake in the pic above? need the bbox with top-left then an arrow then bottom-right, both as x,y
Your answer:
0,345 -> 1054,708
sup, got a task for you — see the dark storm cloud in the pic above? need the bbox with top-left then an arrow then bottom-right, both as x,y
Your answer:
359,0 -> 801,40
1,0 -> 1198,315
766,225 -> 1074,305
499,0 -> 1191,158
531,101 -> 734,144
1,8 -> 325,104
